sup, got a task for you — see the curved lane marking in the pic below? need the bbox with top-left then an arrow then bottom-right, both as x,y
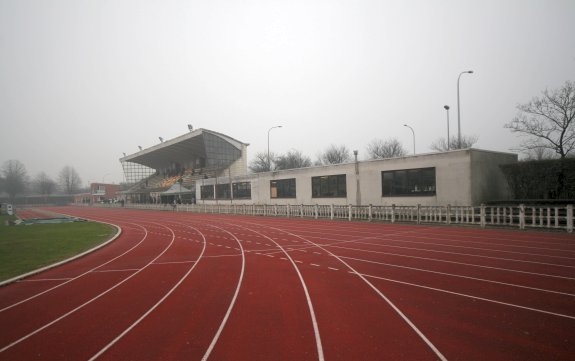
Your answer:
89,223 -> 207,360
201,224 -> 246,361
231,223 -> 325,361
247,220 -> 448,361
0,220 -> 146,313
0,221 -> 174,354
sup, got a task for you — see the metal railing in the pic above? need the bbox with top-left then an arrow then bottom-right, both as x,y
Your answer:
83,203 -> 574,233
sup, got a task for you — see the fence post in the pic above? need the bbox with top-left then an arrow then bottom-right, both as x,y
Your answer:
519,204 -> 525,230
391,204 -> 396,223
330,204 -> 334,220
446,204 -> 451,225
287,204 -> 290,218
480,204 -> 486,228
300,204 -> 304,218
348,204 -> 352,221
314,204 -> 318,219
416,204 -> 421,225
567,205 -> 573,233
368,204 -> 373,222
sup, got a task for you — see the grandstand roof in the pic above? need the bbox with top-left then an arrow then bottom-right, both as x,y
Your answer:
119,128 -> 248,169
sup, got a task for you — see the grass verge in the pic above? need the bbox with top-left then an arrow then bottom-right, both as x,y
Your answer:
0,215 -> 115,282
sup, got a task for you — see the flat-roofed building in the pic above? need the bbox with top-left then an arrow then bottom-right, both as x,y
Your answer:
196,149 -> 517,206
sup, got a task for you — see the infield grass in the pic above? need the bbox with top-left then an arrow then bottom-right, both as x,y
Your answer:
0,215 -> 115,282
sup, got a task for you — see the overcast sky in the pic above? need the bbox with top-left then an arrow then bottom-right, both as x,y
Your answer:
1,0 -> 574,185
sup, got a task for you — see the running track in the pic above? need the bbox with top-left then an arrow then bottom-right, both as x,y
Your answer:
1,206 -> 574,360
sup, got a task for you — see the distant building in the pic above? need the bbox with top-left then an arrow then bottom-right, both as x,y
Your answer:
120,128 -> 248,204
74,183 -> 120,204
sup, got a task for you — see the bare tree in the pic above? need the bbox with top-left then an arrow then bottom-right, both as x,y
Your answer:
430,135 -> 479,151
366,138 -> 407,159
522,144 -> 557,161
275,149 -> 312,170
59,165 -> 82,194
505,80 -> 575,158
33,172 -> 57,196
1,160 -> 28,201
249,151 -> 276,173
317,144 -> 352,165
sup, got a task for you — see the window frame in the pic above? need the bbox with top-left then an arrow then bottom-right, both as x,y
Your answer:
270,178 -> 297,199
311,174 -> 347,198
381,167 -> 436,197
232,182 -> 251,199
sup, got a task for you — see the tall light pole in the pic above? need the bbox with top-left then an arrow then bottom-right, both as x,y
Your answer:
267,125 -> 282,170
403,124 -> 415,155
444,105 -> 450,150
457,70 -> 474,149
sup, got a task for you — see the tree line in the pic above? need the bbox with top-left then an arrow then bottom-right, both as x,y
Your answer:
249,136 -> 479,173
0,160 -> 82,202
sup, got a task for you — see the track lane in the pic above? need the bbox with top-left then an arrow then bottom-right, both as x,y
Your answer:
204,221 -> 323,361
2,207 -> 574,360
0,220 -> 181,358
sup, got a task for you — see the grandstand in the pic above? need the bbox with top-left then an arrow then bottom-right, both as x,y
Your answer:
120,128 -> 248,204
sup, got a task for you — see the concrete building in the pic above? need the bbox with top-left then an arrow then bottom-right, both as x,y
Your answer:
196,149 -> 517,206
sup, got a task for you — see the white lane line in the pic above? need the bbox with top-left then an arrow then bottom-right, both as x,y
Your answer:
233,225 -> 325,361
89,224 -> 207,360
328,267 -> 339,271
295,260 -> 303,264
152,260 -> 197,265
362,273 -> 575,320
261,224 -> 447,361
351,242 -> 575,269
0,222 -> 148,313
93,269 -> 140,273
310,264 -> 320,267
0,222 -> 174,354
19,278 -> 73,282
201,226 -> 246,361
339,255 -> 575,297
327,244 -> 575,281
365,236 -> 575,261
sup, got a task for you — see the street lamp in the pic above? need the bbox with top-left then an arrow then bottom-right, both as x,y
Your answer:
457,70 -> 474,148
267,125 -> 283,170
403,124 -> 415,155
444,105 -> 450,150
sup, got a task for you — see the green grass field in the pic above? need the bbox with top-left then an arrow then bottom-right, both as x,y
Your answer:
0,215 -> 116,282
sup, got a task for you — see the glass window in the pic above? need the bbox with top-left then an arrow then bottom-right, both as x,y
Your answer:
216,183 -> 231,199
232,182 -> 251,199
311,174 -> 346,198
382,167 -> 436,197
270,178 -> 296,198
200,185 -> 214,199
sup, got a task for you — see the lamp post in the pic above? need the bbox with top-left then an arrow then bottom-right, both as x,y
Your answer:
444,105 -> 450,150
403,124 -> 415,155
267,125 -> 282,170
457,70 -> 474,148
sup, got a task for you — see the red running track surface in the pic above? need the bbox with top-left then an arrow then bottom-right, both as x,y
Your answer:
0,206 -> 574,360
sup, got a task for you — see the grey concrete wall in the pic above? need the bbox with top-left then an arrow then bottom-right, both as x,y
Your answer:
196,149 -> 516,206
469,150 -> 517,204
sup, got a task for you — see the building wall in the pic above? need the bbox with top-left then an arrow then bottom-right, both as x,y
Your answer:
196,149 -> 516,206
469,150 -> 517,204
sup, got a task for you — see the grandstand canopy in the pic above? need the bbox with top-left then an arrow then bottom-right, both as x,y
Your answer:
119,128 -> 248,170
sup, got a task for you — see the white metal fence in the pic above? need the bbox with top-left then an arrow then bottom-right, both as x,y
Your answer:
86,203 -> 574,233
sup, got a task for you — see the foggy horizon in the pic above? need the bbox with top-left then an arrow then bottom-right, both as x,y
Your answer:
1,0 -> 574,186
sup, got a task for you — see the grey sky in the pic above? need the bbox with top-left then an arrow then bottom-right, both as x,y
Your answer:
1,0 -> 574,185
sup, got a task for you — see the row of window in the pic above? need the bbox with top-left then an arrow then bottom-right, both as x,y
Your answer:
201,182 -> 251,200
200,167 -> 436,200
